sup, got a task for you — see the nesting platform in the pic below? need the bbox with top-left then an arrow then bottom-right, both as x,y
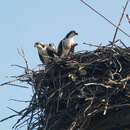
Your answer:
1,46 -> 130,130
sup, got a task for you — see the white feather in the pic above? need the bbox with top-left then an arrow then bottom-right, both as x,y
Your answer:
37,44 -> 48,56
61,37 -> 74,57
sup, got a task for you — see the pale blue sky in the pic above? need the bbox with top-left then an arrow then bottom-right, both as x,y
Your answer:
0,0 -> 130,129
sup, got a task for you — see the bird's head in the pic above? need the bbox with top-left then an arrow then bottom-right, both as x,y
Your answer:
66,30 -> 78,38
34,42 -> 46,49
49,43 -> 56,50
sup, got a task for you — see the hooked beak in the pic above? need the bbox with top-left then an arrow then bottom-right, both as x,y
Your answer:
75,32 -> 78,35
34,42 -> 39,47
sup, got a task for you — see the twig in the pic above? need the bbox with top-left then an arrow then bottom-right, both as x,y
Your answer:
0,114 -> 18,122
9,99 -> 30,103
27,108 -> 35,129
80,0 -> 130,37
7,107 -> 22,114
83,42 -> 102,48
88,103 -> 130,117
119,39 -> 129,49
12,118 -> 29,129
11,64 -> 26,69
7,107 -> 27,115
112,0 -> 130,48
0,107 -> 27,123
126,14 -> 130,23
84,83 -> 111,88
7,83 -> 28,88
0,80 -> 16,86
17,48 -> 29,74
11,64 -> 33,72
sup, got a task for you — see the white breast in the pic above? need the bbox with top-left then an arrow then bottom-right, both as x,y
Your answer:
38,46 -> 48,56
63,37 -> 74,48
60,37 -> 75,57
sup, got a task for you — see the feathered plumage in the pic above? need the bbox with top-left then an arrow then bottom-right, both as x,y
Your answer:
57,30 -> 78,57
34,42 -> 57,65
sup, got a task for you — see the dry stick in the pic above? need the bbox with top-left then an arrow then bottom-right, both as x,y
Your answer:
28,109 -> 35,130
0,80 -> 16,86
7,107 -> 22,114
0,114 -> 18,122
11,64 -> 26,69
7,83 -> 28,88
0,107 -> 28,122
21,49 -> 29,72
11,64 -> 33,71
112,0 -> 130,48
80,0 -> 130,38
83,42 -> 101,48
17,48 -> 29,73
126,14 -> 130,23
119,39 -> 129,49
9,99 -> 30,103
13,118 -> 30,129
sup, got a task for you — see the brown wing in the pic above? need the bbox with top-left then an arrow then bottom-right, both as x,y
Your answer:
38,53 -> 45,64
38,52 -> 51,65
47,45 -> 58,57
57,40 -> 63,56
68,43 -> 78,55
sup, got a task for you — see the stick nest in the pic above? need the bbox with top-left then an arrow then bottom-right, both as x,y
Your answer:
1,45 -> 130,130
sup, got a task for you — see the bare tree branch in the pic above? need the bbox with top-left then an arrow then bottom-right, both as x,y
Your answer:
17,48 -> 29,74
80,0 -> 130,37
126,14 -> 130,23
112,0 -> 129,48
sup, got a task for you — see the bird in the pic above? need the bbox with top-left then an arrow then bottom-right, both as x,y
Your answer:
57,30 -> 78,57
49,43 -> 57,52
34,42 -> 57,65
68,43 -> 78,56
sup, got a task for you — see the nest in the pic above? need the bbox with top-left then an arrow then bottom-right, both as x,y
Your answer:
1,45 -> 130,130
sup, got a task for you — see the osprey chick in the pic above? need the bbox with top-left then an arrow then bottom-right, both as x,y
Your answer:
58,30 -> 78,57
49,43 -> 57,52
34,42 -> 57,65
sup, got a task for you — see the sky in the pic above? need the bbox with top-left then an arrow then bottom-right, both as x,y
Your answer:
0,0 -> 130,129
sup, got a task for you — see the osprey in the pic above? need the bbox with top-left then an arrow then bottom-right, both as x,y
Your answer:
68,43 -> 78,56
49,43 -> 57,52
34,42 -> 57,65
57,30 -> 78,57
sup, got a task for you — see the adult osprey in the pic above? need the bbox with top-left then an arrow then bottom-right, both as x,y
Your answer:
34,42 -> 57,65
57,30 -> 78,57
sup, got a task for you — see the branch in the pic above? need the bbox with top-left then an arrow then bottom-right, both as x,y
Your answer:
83,42 -> 102,48
112,0 -> 130,48
17,48 -> 29,74
80,0 -> 130,38
9,99 -> 30,103
126,14 -> 130,24
0,80 -> 16,86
